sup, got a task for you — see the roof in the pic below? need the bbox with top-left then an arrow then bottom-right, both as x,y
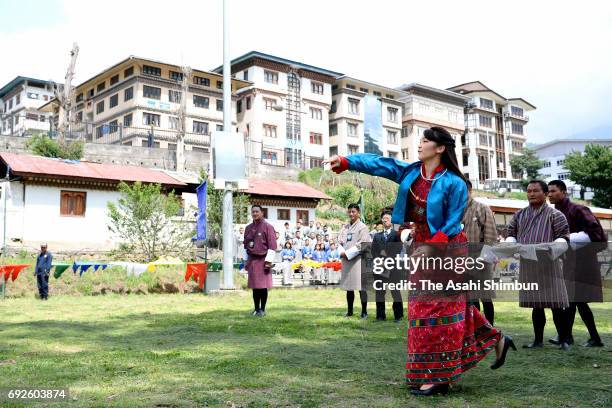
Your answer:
532,138 -> 612,151
447,81 -> 536,109
212,51 -> 344,78
0,152 -> 186,187
335,76 -> 409,97
242,178 -> 331,200
0,76 -> 56,99
507,97 -> 537,110
397,82 -> 469,103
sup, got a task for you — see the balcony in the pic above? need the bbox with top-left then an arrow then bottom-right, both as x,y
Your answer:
505,112 -> 529,122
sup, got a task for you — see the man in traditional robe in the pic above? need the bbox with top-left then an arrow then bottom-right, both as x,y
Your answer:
34,243 -> 53,300
244,205 -> 277,317
337,203 -> 372,318
505,180 -> 571,350
548,180 -> 606,347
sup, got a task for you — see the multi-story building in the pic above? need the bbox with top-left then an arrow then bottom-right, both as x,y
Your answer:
534,137 -> 612,199
213,51 -> 342,174
396,83 -> 467,163
0,76 -> 56,136
447,81 -> 535,189
329,77 -> 405,158
40,56 -> 250,152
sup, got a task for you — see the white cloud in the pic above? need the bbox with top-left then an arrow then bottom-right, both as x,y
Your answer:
1,0 -> 611,143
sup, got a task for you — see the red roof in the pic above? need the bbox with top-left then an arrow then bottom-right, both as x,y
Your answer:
0,152 -> 185,187
243,178 -> 331,200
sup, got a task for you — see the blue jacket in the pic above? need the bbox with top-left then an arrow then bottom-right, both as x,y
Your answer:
281,248 -> 296,261
301,246 -> 313,258
34,252 -> 53,275
346,154 -> 468,239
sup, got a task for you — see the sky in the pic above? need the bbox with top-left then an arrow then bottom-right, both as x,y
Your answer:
1,0 -> 611,144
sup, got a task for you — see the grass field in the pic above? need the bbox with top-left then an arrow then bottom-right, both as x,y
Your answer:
0,289 -> 610,407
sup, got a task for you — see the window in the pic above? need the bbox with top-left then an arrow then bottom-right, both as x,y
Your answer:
169,90 -> 181,103
216,80 -> 223,89
480,98 -> 493,110
388,151 -> 398,159
264,70 -> 278,84
170,71 -> 183,81
40,114 -> 47,122
348,144 -> 359,154
387,130 -> 398,145
309,132 -> 322,145
557,159 -> 565,166
216,124 -> 223,131
512,141 -> 523,152
168,143 -> 177,151
310,107 -> 322,120
402,148 -> 410,160
216,99 -> 223,111
543,161 -> 551,168
43,95 -> 48,101
76,112 -> 83,122
193,121 -> 209,134
463,153 -> 469,166
143,85 -> 161,100
330,146 -> 338,156
359,87 -> 369,93
26,113 -> 38,120
143,112 -> 160,126
193,95 -> 209,108
511,122 -> 524,135
311,81 -> 324,94
330,101 -> 337,113
348,122 -> 358,137
109,94 -> 118,108
109,119 -> 118,133
296,210 -> 309,224
448,111 -> 458,122
124,66 -> 134,78
124,87 -> 133,101
346,84 -> 355,90
143,65 -> 161,76
261,208 -> 269,218
194,76 -> 210,86
110,74 -> 119,86
329,123 -> 338,136
479,115 -> 492,128
401,126 -> 409,138
511,106 -> 524,117
373,91 -> 381,97
76,93 -> 83,102
310,157 -> 323,168
237,100 -> 242,113
243,70 -> 249,81
60,191 -> 86,217
96,101 -> 104,114
263,124 -> 277,138
264,98 -> 276,111
559,173 -> 570,180
385,94 -> 394,100
87,88 -> 94,98
387,107 -> 398,122
27,92 -> 39,99
479,133 -> 489,146
8,99 -> 12,109
262,150 -> 278,165
277,209 -> 290,220
348,98 -> 359,114
97,82 -> 106,93
168,116 -> 179,130
123,113 -> 132,127
246,96 -> 251,110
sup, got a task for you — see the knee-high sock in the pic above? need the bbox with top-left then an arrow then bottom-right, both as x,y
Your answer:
482,301 -> 494,326
253,289 -> 261,311
532,308 -> 546,344
551,308 -> 569,343
577,302 -> 601,343
346,291 -> 355,315
359,290 -> 368,314
260,289 -> 268,312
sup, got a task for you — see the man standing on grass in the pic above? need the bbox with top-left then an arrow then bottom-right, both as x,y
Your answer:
547,180 -> 606,347
34,243 -> 52,300
244,205 -> 277,317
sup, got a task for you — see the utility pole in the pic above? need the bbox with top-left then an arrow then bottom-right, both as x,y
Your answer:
221,0 -> 234,289
176,65 -> 191,173
54,43 -> 79,141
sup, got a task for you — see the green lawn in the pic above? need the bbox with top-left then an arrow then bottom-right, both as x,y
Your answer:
0,289 -> 610,407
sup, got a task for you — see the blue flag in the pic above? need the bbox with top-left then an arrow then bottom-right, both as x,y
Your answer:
196,181 -> 207,241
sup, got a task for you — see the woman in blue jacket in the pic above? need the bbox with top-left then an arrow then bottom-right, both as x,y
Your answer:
325,127 -> 514,396
280,241 -> 296,286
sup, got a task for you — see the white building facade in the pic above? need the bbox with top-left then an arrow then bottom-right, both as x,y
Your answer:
0,77 -> 55,136
447,81 -> 535,189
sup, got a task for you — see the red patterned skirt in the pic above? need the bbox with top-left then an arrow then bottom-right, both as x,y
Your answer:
405,227 -> 501,385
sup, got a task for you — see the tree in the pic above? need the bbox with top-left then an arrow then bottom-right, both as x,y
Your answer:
564,144 -> 612,208
26,134 -> 84,160
510,147 -> 544,182
107,182 -> 194,262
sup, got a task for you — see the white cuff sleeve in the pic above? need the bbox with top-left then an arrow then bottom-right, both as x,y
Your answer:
337,245 -> 345,255
265,249 -> 276,263
345,246 -> 360,261
505,237 -> 517,243
569,231 -> 591,243
400,229 -> 411,243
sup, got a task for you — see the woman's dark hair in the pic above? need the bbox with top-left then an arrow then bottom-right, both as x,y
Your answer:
423,126 -> 467,183
315,243 -> 322,251
284,241 -> 292,249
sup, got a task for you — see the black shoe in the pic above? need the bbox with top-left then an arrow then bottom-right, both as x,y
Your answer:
256,310 -> 266,317
410,384 -> 449,396
550,335 -> 574,345
491,335 -> 516,370
360,312 -> 368,319
522,341 -> 544,349
344,312 -> 354,318
394,317 -> 403,323
251,309 -> 259,316
376,316 -> 386,322
559,342 -> 570,351
582,339 -> 604,347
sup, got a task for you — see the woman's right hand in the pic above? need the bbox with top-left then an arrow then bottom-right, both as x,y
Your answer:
323,155 -> 342,172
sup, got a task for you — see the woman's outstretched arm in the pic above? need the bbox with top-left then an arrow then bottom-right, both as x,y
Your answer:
324,154 -> 414,184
